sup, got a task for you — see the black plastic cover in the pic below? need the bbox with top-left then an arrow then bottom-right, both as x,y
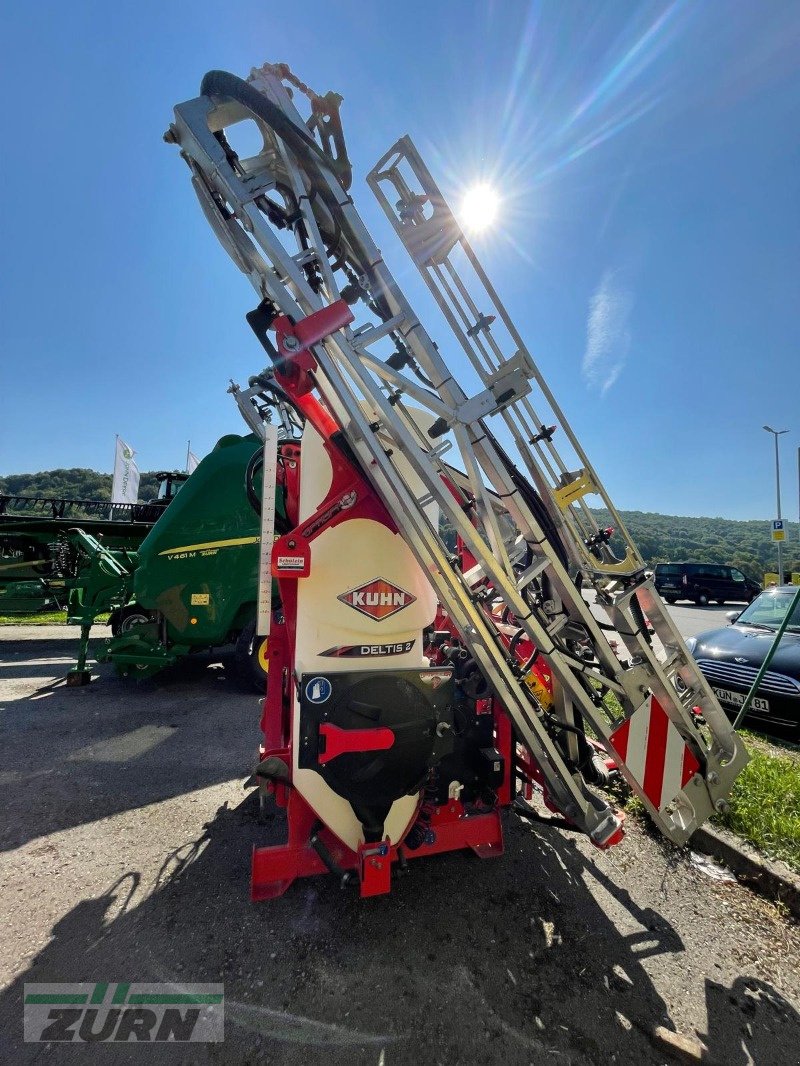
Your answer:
298,668 -> 454,841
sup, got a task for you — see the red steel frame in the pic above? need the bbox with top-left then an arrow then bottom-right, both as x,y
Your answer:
250,313 -> 618,900
253,559 -> 510,899
251,319 -> 512,899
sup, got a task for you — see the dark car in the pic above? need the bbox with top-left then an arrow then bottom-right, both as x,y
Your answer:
687,585 -> 800,736
654,561 -> 761,606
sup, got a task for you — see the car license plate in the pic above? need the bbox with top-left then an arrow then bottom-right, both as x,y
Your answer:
712,687 -> 770,714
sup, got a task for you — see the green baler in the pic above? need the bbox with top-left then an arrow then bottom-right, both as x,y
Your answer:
98,431 -> 282,689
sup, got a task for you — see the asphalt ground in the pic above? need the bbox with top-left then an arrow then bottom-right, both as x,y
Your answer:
582,591 -> 736,644
2,623 -> 800,1065
662,600 -> 741,642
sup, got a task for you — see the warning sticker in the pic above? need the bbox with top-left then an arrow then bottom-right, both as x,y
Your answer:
190,593 -> 210,606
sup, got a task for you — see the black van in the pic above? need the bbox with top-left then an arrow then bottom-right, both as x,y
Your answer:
653,562 -> 761,606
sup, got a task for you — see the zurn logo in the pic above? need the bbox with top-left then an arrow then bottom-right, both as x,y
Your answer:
24,983 -> 224,1042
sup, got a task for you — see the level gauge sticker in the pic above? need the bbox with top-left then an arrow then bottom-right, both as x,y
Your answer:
305,677 -> 332,704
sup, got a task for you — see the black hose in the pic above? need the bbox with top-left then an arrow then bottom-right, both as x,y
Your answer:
630,591 -> 653,647
309,822 -> 351,886
480,425 -> 569,571
244,446 -> 291,535
508,628 -> 541,675
203,71 -> 348,260
201,71 -> 337,177
512,796 -> 581,833
200,70 -> 394,322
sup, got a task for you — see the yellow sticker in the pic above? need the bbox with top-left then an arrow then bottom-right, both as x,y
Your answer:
190,593 -> 210,606
524,671 -> 553,710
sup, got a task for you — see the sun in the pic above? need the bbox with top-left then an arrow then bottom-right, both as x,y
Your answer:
459,183 -> 500,233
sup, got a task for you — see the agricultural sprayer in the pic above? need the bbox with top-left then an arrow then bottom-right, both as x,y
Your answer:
161,62 -> 750,899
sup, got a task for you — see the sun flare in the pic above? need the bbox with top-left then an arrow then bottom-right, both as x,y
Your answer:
459,184 -> 500,233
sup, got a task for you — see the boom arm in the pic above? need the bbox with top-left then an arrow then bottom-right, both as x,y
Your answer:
166,63 -> 747,847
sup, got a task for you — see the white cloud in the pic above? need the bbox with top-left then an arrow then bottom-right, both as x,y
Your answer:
581,270 -> 633,394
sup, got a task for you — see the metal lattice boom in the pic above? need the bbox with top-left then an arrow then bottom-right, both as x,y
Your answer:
166,65 -> 748,847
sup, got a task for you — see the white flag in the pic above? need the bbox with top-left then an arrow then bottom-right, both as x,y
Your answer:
187,450 -> 201,474
111,437 -> 140,504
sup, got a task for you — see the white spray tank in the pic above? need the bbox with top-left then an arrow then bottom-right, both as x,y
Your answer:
292,407 -> 442,851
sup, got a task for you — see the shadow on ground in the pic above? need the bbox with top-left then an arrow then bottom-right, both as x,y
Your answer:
2,796 -> 798,1066
0,632 -> 259,852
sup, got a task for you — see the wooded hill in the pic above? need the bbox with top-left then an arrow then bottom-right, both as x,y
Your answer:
2,469 -> 798,581
0,468 -> 166,505
593,508 -> 799,583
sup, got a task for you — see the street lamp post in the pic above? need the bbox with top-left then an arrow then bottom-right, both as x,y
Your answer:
763,425 -> 788,584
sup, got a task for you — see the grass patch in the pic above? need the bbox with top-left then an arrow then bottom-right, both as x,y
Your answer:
0,611 -> 110,625
713,732 -> 800,871
0,610 -> 69,625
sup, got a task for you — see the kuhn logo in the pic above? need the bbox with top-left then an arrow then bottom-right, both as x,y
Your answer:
337,578 -> 417,621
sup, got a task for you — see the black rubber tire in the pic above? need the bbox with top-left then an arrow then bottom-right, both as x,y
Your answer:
111,604 -> 151,637
716,599 -> 726,606
665,597 -> 677,605
234,619 -> 269,693
695,592 -> 710,607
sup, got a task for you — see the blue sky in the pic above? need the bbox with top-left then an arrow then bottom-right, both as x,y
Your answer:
1,0 -> 798,521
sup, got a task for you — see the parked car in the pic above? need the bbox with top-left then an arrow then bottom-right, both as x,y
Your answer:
686,585 -> 800,736
653,561 -> 761,606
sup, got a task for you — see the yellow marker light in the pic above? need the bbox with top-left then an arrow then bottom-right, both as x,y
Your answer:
257,639 -> 270,672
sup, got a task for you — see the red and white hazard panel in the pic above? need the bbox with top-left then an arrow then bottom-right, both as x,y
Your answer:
609,695 -> 700,812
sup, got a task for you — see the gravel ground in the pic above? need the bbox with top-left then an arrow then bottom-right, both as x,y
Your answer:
2,624 -> 800,1065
